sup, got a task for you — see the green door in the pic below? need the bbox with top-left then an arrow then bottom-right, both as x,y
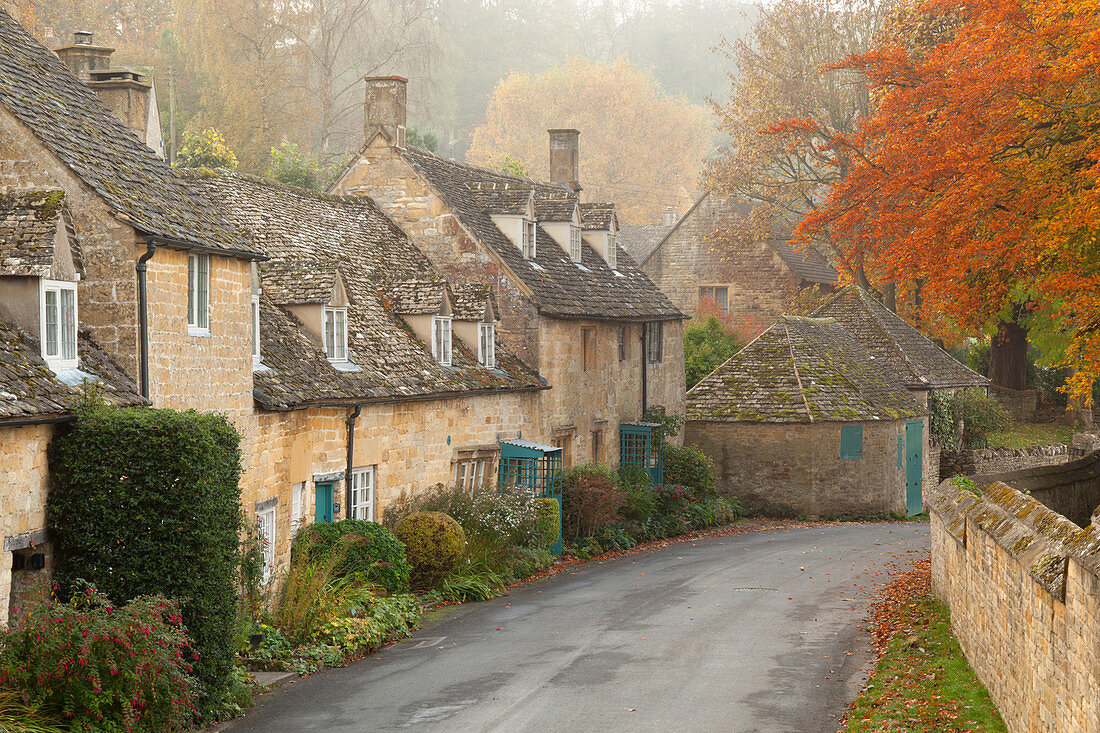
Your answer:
315,482 -> 335,523
905,420 -> 924,516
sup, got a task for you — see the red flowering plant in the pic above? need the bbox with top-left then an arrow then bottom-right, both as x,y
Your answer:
655,484 -> 697,518
0,581 -> 198,731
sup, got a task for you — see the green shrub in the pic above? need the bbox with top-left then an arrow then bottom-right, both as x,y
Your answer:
561,463 -> 624,539
641,405 -> 686,445
292,519 -> 410,593
617,465 -> 656,521
930,388 -> 1011,449
47,404 -> 241,704
393,512 -> 466,589
534,497 -> 561,549
684,316 -> 743,389
663,444 -> 717,496
0,584 -> 198,731
383,483 -> 542,547
655,484 -> 697,517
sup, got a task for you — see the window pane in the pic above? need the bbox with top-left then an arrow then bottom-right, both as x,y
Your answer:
252,299 -> 260,357
187,256 -> 195,326
44,289 -> 58,357
60,288 -> 76,361
324,310 -> 335,358
334,310 -> 346,360
197,255 -> 209,329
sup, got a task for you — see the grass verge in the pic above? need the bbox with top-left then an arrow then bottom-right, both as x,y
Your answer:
842,555 -> 1006,732
985,422 -> 1073,450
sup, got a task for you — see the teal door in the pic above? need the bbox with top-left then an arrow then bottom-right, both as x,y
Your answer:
905,420 -> 924,516
315,482 -> 335,523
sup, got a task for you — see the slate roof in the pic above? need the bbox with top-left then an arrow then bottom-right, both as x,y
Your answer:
533,195 -> 576,222
812,286 -> 990,390
769,238 -> 837,285
397,146 -> 682,321
451,283 -> 496,320
0,190 -> 66,276
0,10 -> 259,259
388,279 -> 449,315
261,260 -> 343,305
686,316 -> 924,423
578,203 -> 615,231
186,170 -> 544,410
619,223 -> 671,264
0,320 -> 145,422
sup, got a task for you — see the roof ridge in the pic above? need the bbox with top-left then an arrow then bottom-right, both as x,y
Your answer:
783,316 -> 887,411
782,322 -> 815,423
855,286 -> 932,385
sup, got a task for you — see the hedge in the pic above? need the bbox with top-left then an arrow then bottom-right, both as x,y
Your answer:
47,405 -> 242,703
663,444 -> 717,496
291,519 -> 411,593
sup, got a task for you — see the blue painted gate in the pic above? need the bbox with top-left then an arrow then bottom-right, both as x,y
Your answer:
905,420 -> 924,516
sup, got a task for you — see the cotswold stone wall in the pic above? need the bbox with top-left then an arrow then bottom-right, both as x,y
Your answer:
0,424 -> 54,627
974,451 -> 1100,528
940,443 -> 1070,479
685,418 -> 908,517
929,468 -> 1100,733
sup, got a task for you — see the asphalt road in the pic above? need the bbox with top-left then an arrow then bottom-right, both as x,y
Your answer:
226,522 -> 929,733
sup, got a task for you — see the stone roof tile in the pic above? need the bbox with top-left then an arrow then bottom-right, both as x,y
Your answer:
186,170 -> 544,409
261,259 -> 342,305
686,315 -> 924,423
0,319 -> 145,421
399,146 -> 682,321
0,10 -> 259,258
812,286 -> 990,389
0,190 -> 64,276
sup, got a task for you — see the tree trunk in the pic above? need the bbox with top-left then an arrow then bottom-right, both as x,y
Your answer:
988,318 -> 1028,391
881,282 -> 896,313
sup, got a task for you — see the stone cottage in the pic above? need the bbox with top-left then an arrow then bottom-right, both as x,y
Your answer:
188,170 -> 548,573
684,316 -> 926,517
331,77 -> 686,466
628,191 -> 836,328
0,8 -> 264,621
812,285 -> 990,500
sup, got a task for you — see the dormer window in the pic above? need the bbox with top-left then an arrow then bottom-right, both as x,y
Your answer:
522,219 -> 536,259
433,315 -> 452,365
324,306 -> 347,361
569,225 -> 582,262
479,322 -> 495,368
41,279 -> 77,370
187,253 -> 210,335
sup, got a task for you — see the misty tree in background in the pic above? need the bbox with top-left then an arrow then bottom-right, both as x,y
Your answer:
407,126 -> 438,153
266,141 -> 325,189
173,128 -> 238,169
467,57 -> 712,223
705,0 -> 892,285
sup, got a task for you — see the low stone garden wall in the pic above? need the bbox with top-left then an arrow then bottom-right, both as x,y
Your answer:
928,453 -> 1100,732
939,443 -> 1069,479
992,385 -> 1039,422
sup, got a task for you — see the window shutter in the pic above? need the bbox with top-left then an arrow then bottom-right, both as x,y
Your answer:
840,425 -> 864,460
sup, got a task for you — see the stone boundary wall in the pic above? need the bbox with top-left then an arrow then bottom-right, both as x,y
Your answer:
940,443 -> 1068,479
929,468 -> 1100,732
974,451 -> 1100,528
992,385 -> 1039,422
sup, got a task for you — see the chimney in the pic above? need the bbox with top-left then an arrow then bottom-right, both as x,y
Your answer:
662,206 -> 676,227
55,31 -> 114,80
55,32 -> 158,149
364,76 -> 407,149
548,129 -> 581,193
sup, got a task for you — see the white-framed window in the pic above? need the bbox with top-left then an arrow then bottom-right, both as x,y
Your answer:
646,321 -> 663,363
350,466 -> 375,521
290,481 -> 307,535
257,506 -> 276,584
187,253 -> 210,334
569,225 -> 582,261
606,234 -> 618,270
522,219 -> 536,259
479,322 -> 495,368
40,279 -> 78,370
324,307 -> 347,361
433,315 -> 452,365
251,294 -> 261,365
453,459 -> 492,492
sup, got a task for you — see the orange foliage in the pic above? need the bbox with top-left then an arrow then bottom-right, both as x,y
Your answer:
799,0 -> 1100,397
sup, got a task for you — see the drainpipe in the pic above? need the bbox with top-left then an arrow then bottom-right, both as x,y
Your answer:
640,323 -> 648,416
344,404 -> 363,520
136,240 -> 157,399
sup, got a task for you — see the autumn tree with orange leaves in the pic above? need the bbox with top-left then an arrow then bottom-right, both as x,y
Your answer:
798,0 -> 1100,404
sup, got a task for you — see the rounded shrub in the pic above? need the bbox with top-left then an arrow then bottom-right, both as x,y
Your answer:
292,519 -> 411,593
663,444 -> 717,496
561,463 -> 624,539
47,404 -> 241,706
393,512 -> 466,589
534,497 -> 561,549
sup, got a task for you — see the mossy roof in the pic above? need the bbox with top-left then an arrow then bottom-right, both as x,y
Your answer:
0,190 -> 66,276
0,10 -> 259,259
812,285 -> 989,390
686,315 -> 925,423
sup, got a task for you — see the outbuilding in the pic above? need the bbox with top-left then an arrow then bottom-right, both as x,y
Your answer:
684,316 -> 926,517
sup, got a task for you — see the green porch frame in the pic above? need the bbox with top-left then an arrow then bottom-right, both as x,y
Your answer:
498,439 -> 563,554
619,422 -> 663,486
